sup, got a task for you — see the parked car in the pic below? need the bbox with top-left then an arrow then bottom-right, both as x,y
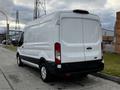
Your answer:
11,32 -> 24,46
2,40 -> 11,45
12,10 -> 104,82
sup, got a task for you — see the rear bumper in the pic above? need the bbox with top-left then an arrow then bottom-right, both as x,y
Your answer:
46,60 -> 104,75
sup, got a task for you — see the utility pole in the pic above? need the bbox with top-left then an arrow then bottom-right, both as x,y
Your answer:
0,10 -> 9,45
33,0 -> 47,20
15,10 -> 20,31
34,0 -> 38,19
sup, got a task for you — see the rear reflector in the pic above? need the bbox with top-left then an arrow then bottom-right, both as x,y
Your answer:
73,9 -> 89,14
55,42 -> 61,64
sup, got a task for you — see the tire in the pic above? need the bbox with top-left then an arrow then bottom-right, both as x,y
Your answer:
17,55 -> 24,67
39,63 -> 52,82
80,73 -> 88,78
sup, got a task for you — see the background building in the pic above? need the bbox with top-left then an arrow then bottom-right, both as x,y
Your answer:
0,29 -> 23,44
102,28 -> 115,52
102,28 -> 114,44
9,30 -> 23,41
115,12 -> 120,54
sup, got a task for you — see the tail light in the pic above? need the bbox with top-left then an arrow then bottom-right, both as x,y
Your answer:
55,42 -> 61,64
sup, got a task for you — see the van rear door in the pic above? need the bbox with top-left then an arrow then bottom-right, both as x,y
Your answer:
83,19 -> 102,61
60,18 -> 85,63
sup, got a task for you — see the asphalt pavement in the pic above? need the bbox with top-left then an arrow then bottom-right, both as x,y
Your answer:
0,47 -> 120,90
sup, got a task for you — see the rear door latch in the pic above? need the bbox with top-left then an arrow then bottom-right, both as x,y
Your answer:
87,47 -> 92,50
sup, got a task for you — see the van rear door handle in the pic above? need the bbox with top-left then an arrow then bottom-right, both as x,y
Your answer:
87,47 -> 92,50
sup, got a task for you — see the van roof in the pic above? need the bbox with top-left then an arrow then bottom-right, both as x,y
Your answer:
26,10 -> 100,28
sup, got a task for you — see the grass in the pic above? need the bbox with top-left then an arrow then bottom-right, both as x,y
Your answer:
3,45 -> 120,77
3,45 -> 17,52
103,52 -> 120,77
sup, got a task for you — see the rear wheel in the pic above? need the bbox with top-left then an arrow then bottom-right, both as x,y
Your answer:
80,73 -> 88,77
40,63 -> 52,82
17,55 -> 24,66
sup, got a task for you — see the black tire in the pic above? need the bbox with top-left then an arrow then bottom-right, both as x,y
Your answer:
39,63 -> 52,82
17,55 -> 24,67
80,73 -> 88,78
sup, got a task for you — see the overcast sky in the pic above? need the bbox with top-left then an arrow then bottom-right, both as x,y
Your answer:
0,0 -> 120,31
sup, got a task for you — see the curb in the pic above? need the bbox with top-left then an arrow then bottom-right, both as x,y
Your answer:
92,72 -> 120,84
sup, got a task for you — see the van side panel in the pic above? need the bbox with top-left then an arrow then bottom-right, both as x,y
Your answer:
19,19 -> 59,63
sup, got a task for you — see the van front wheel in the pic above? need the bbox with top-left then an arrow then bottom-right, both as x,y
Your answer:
17,55 -> 23,66
40,64 -> 52,82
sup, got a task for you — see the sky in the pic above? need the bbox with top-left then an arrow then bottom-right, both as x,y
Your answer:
0,0 -> 120,32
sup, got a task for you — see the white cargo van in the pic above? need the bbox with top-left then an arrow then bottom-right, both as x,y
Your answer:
12,10 -> 104,82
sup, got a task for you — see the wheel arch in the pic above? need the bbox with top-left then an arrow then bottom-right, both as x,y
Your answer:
39,57 -> 48,66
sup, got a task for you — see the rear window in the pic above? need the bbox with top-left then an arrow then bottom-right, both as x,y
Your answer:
61,18 -> 101,44
61,18 -> 83,43
83,19 -> 100,43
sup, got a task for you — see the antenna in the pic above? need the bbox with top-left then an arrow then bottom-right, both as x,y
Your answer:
33,0 -> 47,20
